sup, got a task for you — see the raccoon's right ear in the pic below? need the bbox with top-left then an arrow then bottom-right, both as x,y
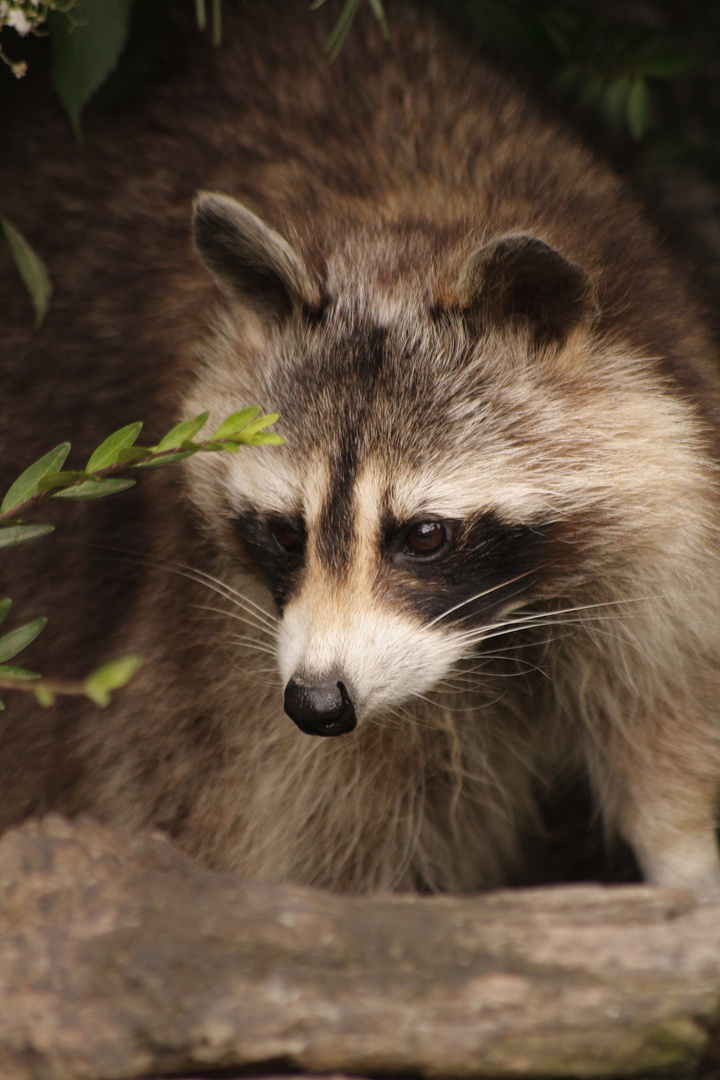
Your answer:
193,192 -> 321,321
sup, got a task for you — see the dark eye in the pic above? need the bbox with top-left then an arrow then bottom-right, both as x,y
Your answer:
402,521 -> 448,558
270,520 -> 304,554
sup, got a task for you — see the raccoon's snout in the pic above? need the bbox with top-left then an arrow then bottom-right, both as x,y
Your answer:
284,675 -> 357,737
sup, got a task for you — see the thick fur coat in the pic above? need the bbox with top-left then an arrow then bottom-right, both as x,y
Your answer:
1,1 -> 720,892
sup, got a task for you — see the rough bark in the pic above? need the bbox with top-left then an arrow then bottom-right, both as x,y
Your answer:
0,816 -> 719,1080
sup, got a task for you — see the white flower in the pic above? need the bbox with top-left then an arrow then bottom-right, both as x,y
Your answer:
0,0 -> 51,35
6,9 -> 33,34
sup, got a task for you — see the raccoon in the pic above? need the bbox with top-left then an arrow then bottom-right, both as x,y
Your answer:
1,0 -> 720,894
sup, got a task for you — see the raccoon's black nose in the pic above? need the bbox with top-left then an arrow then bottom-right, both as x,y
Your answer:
284,676 -> 357,737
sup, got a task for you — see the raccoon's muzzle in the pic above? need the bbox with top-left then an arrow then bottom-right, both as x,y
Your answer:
284,675 -> 357,737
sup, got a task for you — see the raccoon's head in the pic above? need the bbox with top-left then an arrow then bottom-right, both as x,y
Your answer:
185,192 -> 694,737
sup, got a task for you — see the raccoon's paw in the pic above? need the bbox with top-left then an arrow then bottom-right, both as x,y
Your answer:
638,830 -> 720,896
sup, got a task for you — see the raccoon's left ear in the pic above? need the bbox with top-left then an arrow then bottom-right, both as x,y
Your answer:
454,233 -> 598,340
193,192 -> 321,321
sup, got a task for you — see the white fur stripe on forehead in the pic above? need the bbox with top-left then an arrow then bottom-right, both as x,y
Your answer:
365,385 -> 710,524
226,450 -> 330,519
358,453 -> 569,523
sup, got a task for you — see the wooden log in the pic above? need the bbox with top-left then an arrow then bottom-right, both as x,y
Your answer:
0,816 -> 718,1080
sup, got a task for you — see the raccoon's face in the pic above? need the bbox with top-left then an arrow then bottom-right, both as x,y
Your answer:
185,193 -> 690,736
227,442 -> 551,736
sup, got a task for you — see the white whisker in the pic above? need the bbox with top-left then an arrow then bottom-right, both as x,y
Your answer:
225,635 -> 278,657
423,572 -> 535,629
192,602 -> 278,639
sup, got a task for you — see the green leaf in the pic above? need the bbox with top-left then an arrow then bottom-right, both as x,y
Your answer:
0,216 -> 53,329
0,525 -> 55,549
0,618 -> 47,664
1,444 -> 71,515
324,0 -> 361,61
36,470 -> 88,494
90,0 -> 168,113
602,76 -> 631,125
627,77 -> 650,139
115,446 -> 154,465
52,478 -> 136,499
235,413 -> 280,440
211,406 -> 261,441
136,450 -> 194,468
244,432 -> 285,446
84,654 -> 142,707
0,600 -> 11,627
86,422 -> 143,472
49,0 -> 136,140
155,413 -> 209,452
182,412 -> 211,442
0,665 -> 40,680
211,0 -> 221,46
201,440 -> 244,454
641,47 -> 694,79
34,688 -> 56,707
367,0 -> 389,38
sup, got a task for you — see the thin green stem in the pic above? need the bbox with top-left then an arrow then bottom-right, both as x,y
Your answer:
212,0 -> 221,46
0,674 -> 85,698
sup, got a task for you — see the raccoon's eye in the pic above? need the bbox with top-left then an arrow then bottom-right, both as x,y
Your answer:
270,519 -> 304,554
402,521 -> 448,558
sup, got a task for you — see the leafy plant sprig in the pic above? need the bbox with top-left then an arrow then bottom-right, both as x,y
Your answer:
0,0 -> 76,77
0,406 -> 281,530
0,609 -> 143,709
310,0 -> 388,63
538,7 -> 693,140
451,0 -> 693,141
0,405 -> 282,708
195,0 -> 221,47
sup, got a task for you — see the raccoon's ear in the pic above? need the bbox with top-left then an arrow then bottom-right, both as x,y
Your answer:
454,233 -> 598,340
193,192 -> 320,321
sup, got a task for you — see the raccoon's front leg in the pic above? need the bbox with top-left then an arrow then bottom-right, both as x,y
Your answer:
603,716 -> 720,891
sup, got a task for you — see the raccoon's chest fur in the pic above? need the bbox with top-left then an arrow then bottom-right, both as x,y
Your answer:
1,1 -> 720,894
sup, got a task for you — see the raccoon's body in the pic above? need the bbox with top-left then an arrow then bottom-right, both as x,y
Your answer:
1,1 -> 720,893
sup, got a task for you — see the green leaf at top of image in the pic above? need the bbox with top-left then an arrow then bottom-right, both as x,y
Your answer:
49,0 -> 136,140
0,444 -> 71,516
0,216 -> 53,330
